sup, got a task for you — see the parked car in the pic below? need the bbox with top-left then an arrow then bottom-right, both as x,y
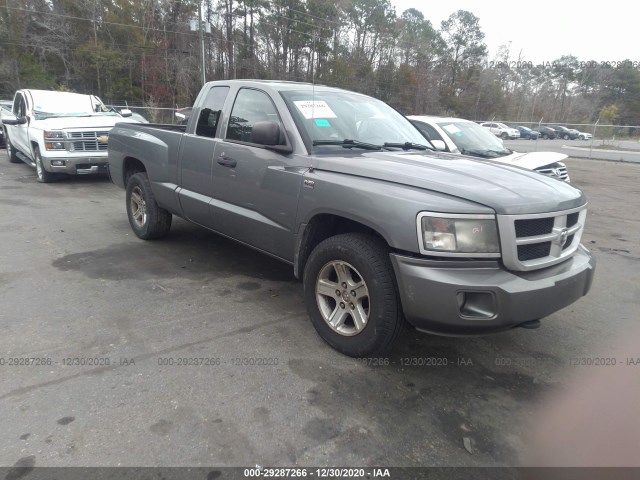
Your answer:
408,116 -> 570,182
107,80 -> 594,357
175,107 -> 193,125
577,131 -> 592,140
0,99 -> 13,146
2,90 -> 139,182
129,112 -> 149,123
513,125 -> 540,140
480,122 -> 520,140
534,126 -> 558,139
550,125 -> 579,140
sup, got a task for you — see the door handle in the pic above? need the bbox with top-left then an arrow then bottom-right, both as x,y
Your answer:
217,155 -> 237,168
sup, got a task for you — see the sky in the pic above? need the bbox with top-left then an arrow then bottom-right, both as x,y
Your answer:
388,0 -> 625,64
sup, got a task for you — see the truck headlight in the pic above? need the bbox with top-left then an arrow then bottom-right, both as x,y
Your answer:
45,141 -> 65,150
44,130 -> 64,139
417,213 -> 501,257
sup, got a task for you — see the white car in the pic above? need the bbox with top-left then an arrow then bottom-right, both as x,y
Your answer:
577,131 -> 592,140
408,115 -> 570,182
480,121 -> 520,140
2,90 -> 138,182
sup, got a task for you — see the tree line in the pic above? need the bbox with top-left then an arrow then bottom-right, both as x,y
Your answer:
1,0 -> 638,128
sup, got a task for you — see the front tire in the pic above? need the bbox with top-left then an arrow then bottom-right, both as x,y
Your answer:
303,233 -> 404,357
501,132 -> 508,140
125,172 -> 172,239
35,148 -> 57,183
563,134 -> 569,140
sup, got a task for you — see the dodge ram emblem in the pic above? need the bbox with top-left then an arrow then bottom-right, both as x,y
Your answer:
559,228 -> 569,247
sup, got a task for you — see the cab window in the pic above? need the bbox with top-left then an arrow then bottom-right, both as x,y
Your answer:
13,94 -> 26,117
226,88 -> 282,144
413,121 -> 444,143
195,86 -> 230,138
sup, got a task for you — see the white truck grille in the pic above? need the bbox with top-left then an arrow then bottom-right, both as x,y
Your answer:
67,130 -> 110,152
535,162 -> 569,181
497,204 -> 587,271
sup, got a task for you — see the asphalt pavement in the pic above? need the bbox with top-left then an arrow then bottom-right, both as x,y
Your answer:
0,153 -> 639,469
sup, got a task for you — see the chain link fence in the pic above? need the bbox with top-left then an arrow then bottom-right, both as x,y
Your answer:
485,120 -> 640,141
109,106 -> 179,124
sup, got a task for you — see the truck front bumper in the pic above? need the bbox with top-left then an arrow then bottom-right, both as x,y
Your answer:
390,245 -> 595,335
42,156 -> 109,175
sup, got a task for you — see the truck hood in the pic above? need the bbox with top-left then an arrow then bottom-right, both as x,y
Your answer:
31,116 -> 137,130
498,150 -> 568,169
311,151 -> 584,215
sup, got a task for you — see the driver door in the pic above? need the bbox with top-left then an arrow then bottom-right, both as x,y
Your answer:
10,93 -> 30,155
210,87 -> 303,261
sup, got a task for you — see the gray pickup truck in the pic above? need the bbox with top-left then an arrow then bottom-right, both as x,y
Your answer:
108,80 -> 595,357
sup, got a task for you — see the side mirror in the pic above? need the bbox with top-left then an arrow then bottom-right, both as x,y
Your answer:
252,121 -> 282,146
119,109 -> 133,117
2,114 -> 27,125
431,139 -> 447,151
251,121 -> 292,153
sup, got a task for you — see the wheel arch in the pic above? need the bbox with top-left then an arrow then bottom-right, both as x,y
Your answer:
122,157 -> 147,186
294,213 -> 391,280
31,140 -> 40,159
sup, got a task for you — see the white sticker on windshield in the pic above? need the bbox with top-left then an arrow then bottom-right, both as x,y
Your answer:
442,124 -> 461,134
294,100 -> 337,119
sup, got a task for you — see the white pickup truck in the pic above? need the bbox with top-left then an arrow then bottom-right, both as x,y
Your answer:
2,89 -> 137,182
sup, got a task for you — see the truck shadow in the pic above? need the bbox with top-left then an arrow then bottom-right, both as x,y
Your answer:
53,217 -> 296,284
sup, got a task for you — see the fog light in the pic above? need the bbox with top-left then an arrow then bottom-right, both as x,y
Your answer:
457,291 -> 496,320
51,160 -> 66,166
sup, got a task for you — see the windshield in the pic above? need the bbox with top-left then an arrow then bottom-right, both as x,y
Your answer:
281,90 -> 427,150
30,92 -> 118,119
437,121 -> 511,158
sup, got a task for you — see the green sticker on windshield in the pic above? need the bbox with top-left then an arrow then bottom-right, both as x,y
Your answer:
315,119 -> 331,127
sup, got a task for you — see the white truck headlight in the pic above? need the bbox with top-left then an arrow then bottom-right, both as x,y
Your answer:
417,213 -> 501,257
45,141 -> 65,150
44,130 -> 64,139
44,131 -> 65,150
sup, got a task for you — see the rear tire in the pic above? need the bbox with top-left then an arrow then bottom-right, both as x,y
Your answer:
303,233 -> 404,357
125,172 -> 172,239
6,135 -> 20,163
35,148 -> 57,183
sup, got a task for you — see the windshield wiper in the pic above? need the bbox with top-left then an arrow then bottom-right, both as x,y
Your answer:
382,141 -> 432,151
459,148 -> 498,159
487,148 -> 510,157
33,111 -> 91,118
312,139 -> 382,151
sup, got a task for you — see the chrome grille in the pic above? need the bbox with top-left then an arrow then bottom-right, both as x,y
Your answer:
497,204 -> 587,271
66,130 -> 109,151
535,162 -> 569,182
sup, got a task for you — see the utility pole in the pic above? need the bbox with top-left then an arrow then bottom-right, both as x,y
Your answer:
198,1 -> 206,85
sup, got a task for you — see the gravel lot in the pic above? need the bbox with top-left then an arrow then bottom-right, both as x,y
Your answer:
0,153 -> 639,468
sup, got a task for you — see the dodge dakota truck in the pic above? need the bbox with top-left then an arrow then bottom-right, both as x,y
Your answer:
107,80 -> 595,357
2,89 -> 137,182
